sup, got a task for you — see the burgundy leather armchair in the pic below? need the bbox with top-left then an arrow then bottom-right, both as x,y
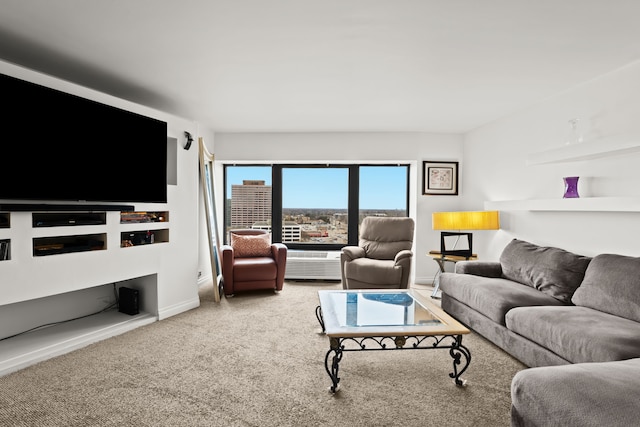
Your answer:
221,229 -> 287,297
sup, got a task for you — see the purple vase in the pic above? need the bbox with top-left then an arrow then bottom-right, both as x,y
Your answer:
563,176 -> 580,198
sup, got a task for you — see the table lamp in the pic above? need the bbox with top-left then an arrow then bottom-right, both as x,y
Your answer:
432,211 -> 500,258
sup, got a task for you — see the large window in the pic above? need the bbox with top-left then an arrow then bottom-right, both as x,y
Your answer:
359,165 -> 409,220
223,164 -> 409,249
224,165 -> 272,242
282,166 -> 349,245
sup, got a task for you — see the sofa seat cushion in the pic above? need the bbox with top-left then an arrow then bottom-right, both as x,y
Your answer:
571,253 -> 640,323
439,273 -> 565,325
511,358 -> 640,427
345,258 -> 401,285
499,239 -> 591,303
233,257 -> 277,281
506,306 -> 640,363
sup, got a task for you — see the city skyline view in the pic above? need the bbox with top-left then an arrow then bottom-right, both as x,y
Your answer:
225,164 -> 409,245
225,165 -> 408,210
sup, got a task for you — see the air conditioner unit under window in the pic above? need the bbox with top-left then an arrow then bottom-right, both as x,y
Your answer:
285,250 -> 341,280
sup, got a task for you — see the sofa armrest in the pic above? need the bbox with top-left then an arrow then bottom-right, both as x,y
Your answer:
221,244 -> 234,262
221,244 -> 234,295
271,243 -> 288,291
395,250 -> 413,289
271,243 -> 288,262
341,246 -> 365,289
394,249 -> 413,264
341,246 -> 365,261
454,260 -> 502,278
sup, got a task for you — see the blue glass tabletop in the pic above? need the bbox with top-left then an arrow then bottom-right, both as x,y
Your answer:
323,290 -> 442,328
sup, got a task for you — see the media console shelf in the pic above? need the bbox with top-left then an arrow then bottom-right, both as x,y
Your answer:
121,229 -> 169,247
120,211 -> 169,247
33,233 -> 107,256
0,212 -> 9,228
0,213 -> 8,261
33,212 -> 107,227
120,211 -> 168,224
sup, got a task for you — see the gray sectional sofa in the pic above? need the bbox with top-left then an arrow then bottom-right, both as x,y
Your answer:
438,238 -> 640,427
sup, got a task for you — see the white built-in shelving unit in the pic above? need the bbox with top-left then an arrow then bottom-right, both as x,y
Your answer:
0,209 -> 170,376
0,58 -> 200,379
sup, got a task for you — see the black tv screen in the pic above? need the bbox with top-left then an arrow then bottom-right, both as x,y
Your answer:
0,72 -> 168,204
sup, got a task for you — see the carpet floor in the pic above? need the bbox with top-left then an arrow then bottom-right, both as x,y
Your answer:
0,281 -> 526,426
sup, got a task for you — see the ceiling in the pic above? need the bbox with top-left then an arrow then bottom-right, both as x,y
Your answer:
1,1 -> 640,133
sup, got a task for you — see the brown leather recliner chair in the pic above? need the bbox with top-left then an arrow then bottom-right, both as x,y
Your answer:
221,229 -> 287,297
340,216 -> 415,289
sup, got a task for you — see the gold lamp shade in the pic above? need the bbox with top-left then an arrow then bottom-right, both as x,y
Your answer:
432,211 -> 500,230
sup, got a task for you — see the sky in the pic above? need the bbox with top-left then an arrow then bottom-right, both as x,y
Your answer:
225,165 -> 407,209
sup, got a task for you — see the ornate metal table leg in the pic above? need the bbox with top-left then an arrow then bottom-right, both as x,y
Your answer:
325,337 -> 343,393
315,305 -> 325,333
448,335 -> 471,386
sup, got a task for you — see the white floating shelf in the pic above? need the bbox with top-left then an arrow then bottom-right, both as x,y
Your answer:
526,136 -> 640,165
485,197 -> 640,212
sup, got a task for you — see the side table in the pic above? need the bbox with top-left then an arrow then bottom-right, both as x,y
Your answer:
428,250 -> 477,299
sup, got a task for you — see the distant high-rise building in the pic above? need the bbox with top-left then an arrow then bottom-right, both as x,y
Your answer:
282,222 -> 302,242
230,180 -> 272,228
252,221 -> 301,243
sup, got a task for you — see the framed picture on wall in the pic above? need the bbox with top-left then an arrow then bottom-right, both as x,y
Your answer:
422,161 -> 459,195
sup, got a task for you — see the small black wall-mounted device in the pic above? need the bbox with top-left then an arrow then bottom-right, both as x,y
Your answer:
119,287 -> 140,315
184,131 -> 193,150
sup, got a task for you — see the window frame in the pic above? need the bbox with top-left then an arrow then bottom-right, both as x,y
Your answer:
223,163 -> 410,250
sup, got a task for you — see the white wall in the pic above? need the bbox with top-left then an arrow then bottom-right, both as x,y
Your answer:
211,56 -> 640,283
212,132 -> 466,284
464,60 -> 640,260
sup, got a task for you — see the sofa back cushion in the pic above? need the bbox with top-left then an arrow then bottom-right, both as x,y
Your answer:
571,254 -> 640,322
499,239 -> 591,303
359,216 -> 414,260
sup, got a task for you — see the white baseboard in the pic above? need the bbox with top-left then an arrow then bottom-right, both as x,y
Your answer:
413,276 -> 436,286
198,274 -> 213,287
157,297 -> 200,320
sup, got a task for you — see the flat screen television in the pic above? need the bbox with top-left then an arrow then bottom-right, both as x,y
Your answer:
0,72 -> 168,206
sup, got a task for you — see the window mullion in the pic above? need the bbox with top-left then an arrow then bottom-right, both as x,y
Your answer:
272,166 -> 283,243
348,165 -> 359,245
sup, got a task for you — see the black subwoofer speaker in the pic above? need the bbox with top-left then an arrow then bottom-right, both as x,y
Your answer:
119,287 -> 139,315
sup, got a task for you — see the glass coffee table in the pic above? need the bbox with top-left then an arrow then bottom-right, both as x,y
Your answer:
316,289 -> 471,392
